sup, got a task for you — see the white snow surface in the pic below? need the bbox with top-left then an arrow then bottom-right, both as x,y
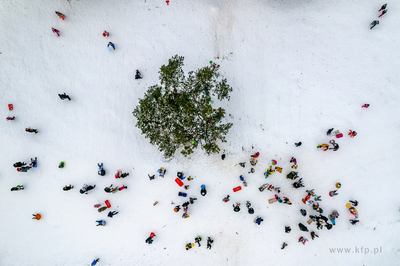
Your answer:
1,0 -> 399,265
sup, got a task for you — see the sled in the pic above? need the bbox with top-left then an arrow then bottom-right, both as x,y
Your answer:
94,204 -> 101,208
58,161 -> 65,169
276,167 -> 282,173
175,178 -> 184,187
233,186 -> 242,192
153,201 -> 159,206
336,133 -> 343,138
268,198 -> 278,204
307,218 -> 313,225
8,104 -> 13,111
259,183 -> 269,192
105,200 -> 111,208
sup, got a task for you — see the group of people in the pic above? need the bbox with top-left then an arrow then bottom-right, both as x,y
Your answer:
370,4 -> 388,29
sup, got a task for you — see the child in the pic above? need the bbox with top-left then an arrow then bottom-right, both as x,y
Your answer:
233,203 -> 241,212
348,130 -> 357,138
17,166 -> 31,172
285,226 -> 291,233
281,242 -> 288,249
103,30 -> 109,37
350,219 -> 359,225
310,231 -> 319,240
98,163 -> 105,176
91,258 -> 99,266
157,167 -> 166,177
361,104 -> 370,108
295,142 -> 302,147
254,216 -> 263,225
195,236 -> 202,247
222,195 -> 230,202
107,211 -> 119,218
29,157 -> 37,167
379,9 -> 387,17
349,200 -> 358,206
51,27 -> 60,36
6,116 -> 15,121
185,243 -> 194,250
327,128 -> 334,135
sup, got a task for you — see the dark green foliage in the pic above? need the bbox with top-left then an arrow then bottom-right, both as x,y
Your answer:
133,55 -> 233,158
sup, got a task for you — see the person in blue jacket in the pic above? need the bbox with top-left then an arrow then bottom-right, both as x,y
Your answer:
108,42 -> 115,50
96,220 -> 106,226
91,258 -> 99,266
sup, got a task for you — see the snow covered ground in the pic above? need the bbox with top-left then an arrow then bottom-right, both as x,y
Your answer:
1,0 -> 400,265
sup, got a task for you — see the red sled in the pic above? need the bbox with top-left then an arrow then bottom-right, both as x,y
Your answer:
336,133 -> 343,138
105,200 -> 111,208
175,178 -> 184,187
8,104 -> 13,111
233,186 -> 242,192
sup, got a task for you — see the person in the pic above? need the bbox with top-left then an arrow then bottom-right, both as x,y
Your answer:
290,157 -> 297,164
174,205 -> 181,212
145,236 -> 153,244
246,201 -> 254,214
286,171 -> 298,180
98,163 -> 105,176
330,210 -> 339,219
283,197 -> 292,205
295,142 -> 302,147
348,130 -> 357,138
251,152 -> 260,158
25,128 -> 38,133
63,185 -> 74,191
91,258 -> 99,266
362,104 -> 370,108
6,116 -> 15,121
250,157 -> 258,166
80,184 -> 96,194
317,144 -> 329,151
103,30 -> 109,37
298,237 -> 308,245
58,93 -> 71,101
285,226 -> 291,233
189,197 -> 197,204
299,223 -> 308,232
379,3 -> 387,11
292,178 -> 304,188
120,172 -> 129,178
51,27 -> 60,36
118,185 -> 128,191
370,20 -> 379,29
306,189 -> 315,196
379,9 -> 387,17
32,214 -> 42,220
148,174 -> 155,180
207,237 -> 213,249
350,219 -> 359,225
195,236 -> 202,247
327,128 -> 334,135
185,243 -> 194,250
108,211 -> 119,218
17,166 -> 31,172
255,216 -> 263,225
311,231 -> 319,240
29,157 -> 37,167
96,220 -> 106,226
221,154 -> 226,160
108,42 -> 115,50
233,203 -> 240,212
281,242 -> 288,249
350,200 -> 358,206
55,11 -> 65,20
329,190 -> 339,197
300,209 -> 307,216
200,184 -> 207,196
325,223 -> 333,230
11,185 -> 24,191
314,195 -> 321,201
135,70 -> 142,79
222,195 -> 230,202
157,167 -> 166,177
104,184 -> 115,193
13,162 -> 26,167
330,143 -> 339,151
238,162 -> 245,168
